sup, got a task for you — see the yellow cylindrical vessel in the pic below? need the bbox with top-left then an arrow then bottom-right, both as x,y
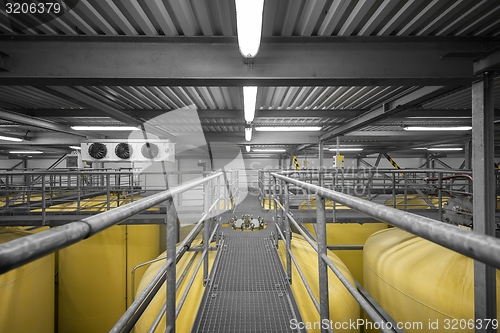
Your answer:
278,234 -> 360,333
136,234 -> 360,333
135,239 -> 216,333
364,228 -> 500,333
299,198 -> 388,283
0,227 -> 55,333
58,225 -> 160,333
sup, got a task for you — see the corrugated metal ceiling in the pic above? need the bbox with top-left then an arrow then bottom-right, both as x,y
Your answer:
2,0 -> 500,37
0,0 -> 499,155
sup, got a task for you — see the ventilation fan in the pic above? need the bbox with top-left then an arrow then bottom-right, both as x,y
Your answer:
115,143 -> 133,159
88,142 -> 107,159
141,142 -> 159,159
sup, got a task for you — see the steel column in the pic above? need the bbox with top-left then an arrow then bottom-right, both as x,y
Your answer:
319,141 -> 324,187
465,140 -> 472,192
316,194 -> 330,332
284,182 -> 292,283
472,72 -> 497,333
203,179 -> 210,286
165,198 -> 178,333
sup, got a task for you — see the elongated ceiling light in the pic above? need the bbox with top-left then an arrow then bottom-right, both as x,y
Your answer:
328,148 -> 363,152
252,149 -> 287,152
0,135 -> 23,142
245,127 -> 252,141
244,86 -> 258,122
71,126 -> 139,131
254,126 -> 322,131
235,0 -> 264,59
9,150 -> 42,154
403,126 -> 472,131
427,147 -> 463,151
69,145 -> 82,150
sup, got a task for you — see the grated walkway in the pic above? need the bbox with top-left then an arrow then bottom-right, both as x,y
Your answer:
191,224 -> 304,332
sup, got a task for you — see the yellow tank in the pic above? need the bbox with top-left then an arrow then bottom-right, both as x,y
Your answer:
384,194 -> 449,209
58,225 -> 160,333
364,228 -> 500,333
136,234 -> 360,333
304,223 -> 387,283
134,238 -> 216,332
0,227 -> 55,333
277,234 -> 360,333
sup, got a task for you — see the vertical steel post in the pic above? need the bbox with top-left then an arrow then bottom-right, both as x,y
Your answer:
316,194 -> 330,331
41,175 -> 46,225
5,175 -> 9,207
472,72 -> 497,333
465,140 -> 472,193
165,198 -> 177,333
319,141 -> 324,187
203,178 -> 210,286
284,181 -> 292,283
106,173 -> 111,210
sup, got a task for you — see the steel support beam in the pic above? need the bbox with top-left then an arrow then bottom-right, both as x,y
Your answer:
0,37 -> 488,86
17,108 -> 500,119
472,72 -> 497,333
474,46 -> 500,75
200,132 -> 320,145
0,108 -> 88,137
47,86 -> 175,140
320,86 -> 460,141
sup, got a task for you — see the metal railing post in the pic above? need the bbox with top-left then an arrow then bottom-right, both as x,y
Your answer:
41,175 -> 46,225
166,198 -> 177,333
106,173 -> 111,211
203,177 -> 210,286
284,181 -> 291,283
316,194 -> 330,331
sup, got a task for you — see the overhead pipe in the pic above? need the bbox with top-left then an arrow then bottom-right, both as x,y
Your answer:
271,172 -> 500,270
0,172 -> 223,274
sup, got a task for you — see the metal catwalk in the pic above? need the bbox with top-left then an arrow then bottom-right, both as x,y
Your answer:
192,194 -> 304,333
192,227 -> 303,332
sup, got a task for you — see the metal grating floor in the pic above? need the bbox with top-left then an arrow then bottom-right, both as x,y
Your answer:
191,225 -> 303,333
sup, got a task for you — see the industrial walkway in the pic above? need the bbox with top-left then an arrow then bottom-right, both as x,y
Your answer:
192,193 -> 304,332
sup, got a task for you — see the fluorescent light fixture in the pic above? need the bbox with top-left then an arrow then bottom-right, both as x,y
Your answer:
69,146 -> 82,150
252,149 -> 287,152
245,127 -> 252,141
235,0 -> 264,58
403,126 -> 472,131
254,126 -> 322,132
243,86 -> 258,122
249,154 -> 272,157
0,135 -> 23,142
71,126 -> 139,131
427,147 -> 463,151
328,148 -> 363,152
245,145 -> 251,152
9,150 -> 42,154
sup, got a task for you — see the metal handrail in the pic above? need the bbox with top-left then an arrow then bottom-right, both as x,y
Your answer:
271,172 -> 500,269
0,172 -> 223,274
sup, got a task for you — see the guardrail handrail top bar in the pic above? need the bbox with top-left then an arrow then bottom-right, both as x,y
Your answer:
271,172 -> 500,270
0,172 -> 224,275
